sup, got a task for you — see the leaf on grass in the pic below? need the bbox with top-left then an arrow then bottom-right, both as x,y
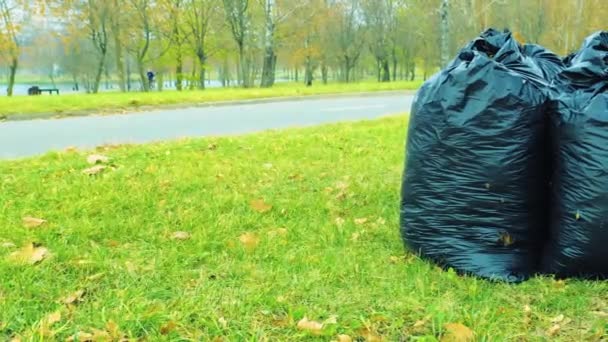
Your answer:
250,199 -> 272,213
441,323 -> 474,342
324,315 -> 338,325
9,243 -> 49,265
170,231 -> 191,241
22,217 -> 47,228
66,331 -> 93,342
335,218 -> 345,227
297,317 -> 323,335
413,315 -> 431,331
267,228 -> 288,238
336,335 -> 353,342
160,320 -> 177,335
62,289 -> 85,305
82,165 -> 106,175
547,324 -> 561,337
218,317 -> 228,329
263,163 -> 273,169
239,233 -> 260,250
354,218 -> 368,225
351,232 -> 360,241
551,314 -> 565,324
86,154 -> 109,165
357,328 -> 383,342
1,241 -> 15,248
45,311 -> 61,326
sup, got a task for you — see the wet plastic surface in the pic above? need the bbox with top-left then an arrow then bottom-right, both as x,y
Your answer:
400,30 -> 554,282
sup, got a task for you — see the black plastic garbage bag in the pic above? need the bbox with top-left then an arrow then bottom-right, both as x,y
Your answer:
400,29 -> 552,282
543,31 -> 608,279
522,44 -> 565,81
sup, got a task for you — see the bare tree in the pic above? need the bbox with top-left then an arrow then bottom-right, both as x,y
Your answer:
0,0 -> 24,96
185,0 -> 218,89
223,0 -> 252,88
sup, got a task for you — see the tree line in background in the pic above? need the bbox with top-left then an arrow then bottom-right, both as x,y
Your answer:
0,0 -> 606,96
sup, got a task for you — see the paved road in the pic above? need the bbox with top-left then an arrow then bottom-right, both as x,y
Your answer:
0,92 -> 414,159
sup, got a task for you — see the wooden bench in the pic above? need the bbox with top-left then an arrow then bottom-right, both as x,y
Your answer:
27,86 -> 59,95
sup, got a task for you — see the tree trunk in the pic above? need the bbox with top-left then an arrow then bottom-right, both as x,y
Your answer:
305,56 -> 313,87
321,64 -> 328,84
138,62 -> 148,92
295,68 -> 299,82
114,33 -> 126,92
176,51 -> 183,91
392,51 -> 398,82
260,0 -> 276,88
93,52 -> 106,94
6,57 -> 17,97
260,48 -> 276,87
440,0 -> 450,67
381,59 -> 390,82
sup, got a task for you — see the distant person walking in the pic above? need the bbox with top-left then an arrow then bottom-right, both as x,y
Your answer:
146,70 -> 155,90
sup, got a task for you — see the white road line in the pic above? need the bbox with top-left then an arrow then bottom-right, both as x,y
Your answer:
321,104 -> 387,112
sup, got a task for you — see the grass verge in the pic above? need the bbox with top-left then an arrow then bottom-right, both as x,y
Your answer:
0,116 -> 606,341
0,81 -> 421,119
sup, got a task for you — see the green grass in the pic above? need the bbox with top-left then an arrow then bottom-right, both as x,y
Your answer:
0,81 -> 421,118
0,116 -> 606,341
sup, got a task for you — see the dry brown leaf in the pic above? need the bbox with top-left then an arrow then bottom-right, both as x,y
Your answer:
337,334 -> 352,342
499,232 -> 514,247
62,289 -> 85,305
441,323 -> 474,342
160,320 -> 177,335
87,154 -> 109,165
171,231 -> 191,241
547,324 -> 561,337
45,311 -> 61,326
250,199 -> 272,213
239,232 -> 260,250
297,317 -> 324,335
9,243 -> 49,265
358,328 -> 383,342
83,165 -> 106,175
22,217 -> 47,228
551,314 -> 565,324
9,337 -> 22,342
354,218 -> 368,225
106,320 -> 119,338
218,317 -> 228,329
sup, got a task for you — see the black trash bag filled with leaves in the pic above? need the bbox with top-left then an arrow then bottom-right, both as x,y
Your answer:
522,44 -> 565,81
400,29 -> 552,282
543,31 -> 608,279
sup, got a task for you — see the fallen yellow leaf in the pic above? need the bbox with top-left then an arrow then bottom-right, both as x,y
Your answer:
218,317 -> 228,329
86,154 -> 109,165
45,311 -> 61,326
297,317 -> 323,335
337,334 -> 352,342
547,324 -> 561,337
335,217 -> 345,226
83,165 -> 106,175
160,320 -> 177,335
250,199 -> 272,213
358,327 -> 383,342
442,323 -> 474,342
354,218 -> 368,225
551,314 -> 565,324
170,231 -> 191,241
9,243 -> 49,265
62,289 -> 85,305
267,228 -> 288,238
1,241 -> 15,248
239,232 -> 260,250
22,217 -> 47,228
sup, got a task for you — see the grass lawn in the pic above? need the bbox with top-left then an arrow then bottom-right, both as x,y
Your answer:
0,81 -> 421,119
0,116 -> 606,341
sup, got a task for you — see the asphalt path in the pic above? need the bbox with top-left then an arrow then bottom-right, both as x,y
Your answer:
0,92 -> 414,159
